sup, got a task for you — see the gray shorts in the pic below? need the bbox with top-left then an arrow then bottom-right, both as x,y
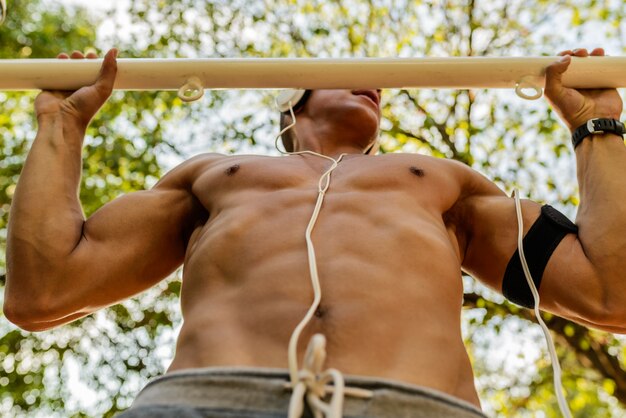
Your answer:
116,367 -> 488,418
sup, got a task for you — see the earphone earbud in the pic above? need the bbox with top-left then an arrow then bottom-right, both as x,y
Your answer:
276,89 -> 308,113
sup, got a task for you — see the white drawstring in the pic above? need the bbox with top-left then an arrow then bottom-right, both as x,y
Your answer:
288,335 -> 345,418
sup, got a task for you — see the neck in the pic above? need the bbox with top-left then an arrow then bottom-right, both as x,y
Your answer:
292,118 -> 373,157
294,143 -> 364,159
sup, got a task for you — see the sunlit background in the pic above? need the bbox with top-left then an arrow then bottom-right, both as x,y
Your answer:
1,0 -> 625,417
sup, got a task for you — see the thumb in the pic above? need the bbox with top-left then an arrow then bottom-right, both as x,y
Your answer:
94,48 -> 118,97
544,55 -> 571,97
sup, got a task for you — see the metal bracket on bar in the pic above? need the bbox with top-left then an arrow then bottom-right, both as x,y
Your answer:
177,77 -> 204,102
515,75 -> 543,100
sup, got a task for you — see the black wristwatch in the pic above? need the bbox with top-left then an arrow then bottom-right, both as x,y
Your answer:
572,118 -> 626,149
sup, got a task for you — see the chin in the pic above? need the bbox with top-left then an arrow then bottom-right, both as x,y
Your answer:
308,90 -> 381,142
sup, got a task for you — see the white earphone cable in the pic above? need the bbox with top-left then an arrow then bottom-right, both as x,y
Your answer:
512,190 -> 572,418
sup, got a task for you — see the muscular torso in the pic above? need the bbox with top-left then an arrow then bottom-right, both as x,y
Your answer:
168,152 -> 481,407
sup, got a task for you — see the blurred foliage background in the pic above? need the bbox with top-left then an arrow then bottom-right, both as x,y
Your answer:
0,0 -> 625,416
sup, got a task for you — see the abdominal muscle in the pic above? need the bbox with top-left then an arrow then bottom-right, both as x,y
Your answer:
167,154 -> 482,408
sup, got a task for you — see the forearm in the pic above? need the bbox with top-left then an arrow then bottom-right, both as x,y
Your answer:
575,134 -> 626,294
6,112 -> 87,295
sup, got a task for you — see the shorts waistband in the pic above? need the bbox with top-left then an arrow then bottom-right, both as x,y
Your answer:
130,367 -> 487,418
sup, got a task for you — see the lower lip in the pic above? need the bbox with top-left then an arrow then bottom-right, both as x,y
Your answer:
356,94 -> 378,109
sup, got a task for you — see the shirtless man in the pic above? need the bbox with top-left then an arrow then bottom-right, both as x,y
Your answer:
5,47 -> 626,417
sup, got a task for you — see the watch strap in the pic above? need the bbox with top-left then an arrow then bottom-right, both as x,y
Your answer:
572,118 -> 626,149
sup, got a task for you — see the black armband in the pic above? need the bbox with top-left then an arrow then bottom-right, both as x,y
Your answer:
502,205 -> 578,308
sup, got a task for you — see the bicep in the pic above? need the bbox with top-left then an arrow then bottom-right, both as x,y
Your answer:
461,194 -> 541,292
54,183 -> 204,318
461,190 -> 609,330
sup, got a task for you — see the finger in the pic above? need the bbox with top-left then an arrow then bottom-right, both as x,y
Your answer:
544,55 -> 571,95
70,50 -> 84,59
57,53 -> 70,59
572,48 -> 589,57
558,50 -> 573,56
94,48 -> 118,97
590,47 -> 604,56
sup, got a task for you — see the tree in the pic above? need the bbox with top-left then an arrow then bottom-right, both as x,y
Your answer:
1,1 -> 625,416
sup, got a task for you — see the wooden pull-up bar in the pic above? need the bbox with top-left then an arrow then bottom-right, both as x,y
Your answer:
0,57 -> 623,101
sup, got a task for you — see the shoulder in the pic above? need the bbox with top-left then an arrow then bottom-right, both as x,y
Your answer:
436,158 -> 504,200
153,152 -> 231,190
388,153 -> 502,199
423,157 -> 507,232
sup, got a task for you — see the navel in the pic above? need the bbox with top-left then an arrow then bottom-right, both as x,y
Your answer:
224,164 -> 240,176
410,166 -> 425,177
314,305 -> 327,319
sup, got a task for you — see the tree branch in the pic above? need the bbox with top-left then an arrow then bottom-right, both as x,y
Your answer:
387,124 -> 439,154
464,292 -> 626,406
399,89 -> 465,161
